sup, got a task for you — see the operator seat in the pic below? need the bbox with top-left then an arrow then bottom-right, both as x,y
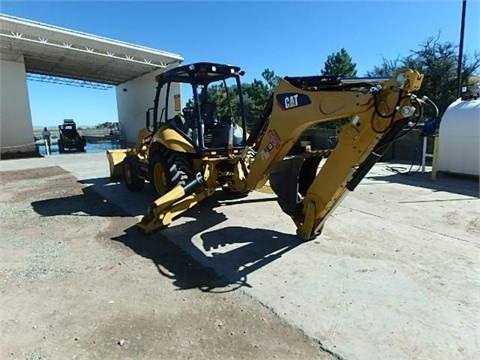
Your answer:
168,114 -> 190,135
201,102 -> 229,148
201,102 -> 217,128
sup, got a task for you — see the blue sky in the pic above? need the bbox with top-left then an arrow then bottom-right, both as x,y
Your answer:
1,0 -> 479,127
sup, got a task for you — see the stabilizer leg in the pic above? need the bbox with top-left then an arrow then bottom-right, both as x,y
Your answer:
137,173 -> 211,234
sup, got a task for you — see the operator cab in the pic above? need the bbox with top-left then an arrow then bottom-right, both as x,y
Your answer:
150,62 -> 248,156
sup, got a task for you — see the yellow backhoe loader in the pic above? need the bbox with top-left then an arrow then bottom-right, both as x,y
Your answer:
107,62 -> 435,240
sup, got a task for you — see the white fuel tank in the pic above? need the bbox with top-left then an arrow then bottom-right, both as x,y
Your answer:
438,98 -> 480,176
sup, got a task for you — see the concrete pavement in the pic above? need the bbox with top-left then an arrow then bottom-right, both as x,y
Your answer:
1,152 -> 479,359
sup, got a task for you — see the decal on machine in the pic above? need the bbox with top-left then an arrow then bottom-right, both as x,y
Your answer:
261,129 -> 281,160
267,129 -> 281,149
276,93 -> 311,111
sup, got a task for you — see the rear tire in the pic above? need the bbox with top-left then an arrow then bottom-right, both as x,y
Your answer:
124,154 -> 145,191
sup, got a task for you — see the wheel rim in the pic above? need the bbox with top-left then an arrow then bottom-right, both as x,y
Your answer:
153,162 -> 168,195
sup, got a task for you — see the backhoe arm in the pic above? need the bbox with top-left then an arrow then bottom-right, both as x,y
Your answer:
244,69 -> 425,240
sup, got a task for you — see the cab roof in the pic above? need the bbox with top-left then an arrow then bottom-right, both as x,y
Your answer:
156,62 -> 242,86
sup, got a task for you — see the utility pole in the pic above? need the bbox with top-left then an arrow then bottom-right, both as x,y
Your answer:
456,0 -> 467,98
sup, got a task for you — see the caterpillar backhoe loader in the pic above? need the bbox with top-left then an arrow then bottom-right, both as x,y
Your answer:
108,62 -> 434,240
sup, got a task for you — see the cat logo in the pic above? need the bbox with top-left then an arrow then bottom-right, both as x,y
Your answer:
276,93 -> 311,111
284,94 -> 299,109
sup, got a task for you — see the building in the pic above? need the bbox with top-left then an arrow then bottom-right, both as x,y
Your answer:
0,14 -> 183,157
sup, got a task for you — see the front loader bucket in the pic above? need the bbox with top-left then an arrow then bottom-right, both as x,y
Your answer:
106,149 -> 129,180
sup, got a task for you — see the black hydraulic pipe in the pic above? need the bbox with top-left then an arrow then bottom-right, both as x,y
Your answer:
183,173 -> 205,195
346,118 -> 410,191
246,95 -> 273,147
346,153 -> 382,192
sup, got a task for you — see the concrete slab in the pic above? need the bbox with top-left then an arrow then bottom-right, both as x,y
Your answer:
2,152 -> 479,359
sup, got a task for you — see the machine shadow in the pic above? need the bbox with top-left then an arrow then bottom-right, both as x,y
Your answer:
31,177 -> 131,218
112,193 -> 303,293
365,168 -> 479,198
32,173 -> 302,292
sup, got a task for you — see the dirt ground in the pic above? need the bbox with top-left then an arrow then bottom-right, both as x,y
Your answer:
0,166 -> 334,360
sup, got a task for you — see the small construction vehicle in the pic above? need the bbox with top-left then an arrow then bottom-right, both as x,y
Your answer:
58,119 -> 87,153
108,62 -> 435,240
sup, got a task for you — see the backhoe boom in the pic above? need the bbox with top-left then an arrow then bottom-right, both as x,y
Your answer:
242,69 -> 425,239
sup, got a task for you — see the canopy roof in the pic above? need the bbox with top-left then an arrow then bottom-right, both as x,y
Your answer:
0,14 -> 184,86
156,62 -> 243,86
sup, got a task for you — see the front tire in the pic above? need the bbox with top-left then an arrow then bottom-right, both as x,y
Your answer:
149,148 -> 194,197
150,151 -> 171,197
124,154 -> 145,191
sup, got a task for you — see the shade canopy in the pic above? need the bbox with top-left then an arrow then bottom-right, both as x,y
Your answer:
0,14 -> 183,86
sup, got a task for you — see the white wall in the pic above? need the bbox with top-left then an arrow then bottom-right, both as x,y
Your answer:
116,63 -> 181,143
0,59 -> 35,156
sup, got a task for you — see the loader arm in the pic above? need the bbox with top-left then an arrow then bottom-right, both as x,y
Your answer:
243,69 -> 425,240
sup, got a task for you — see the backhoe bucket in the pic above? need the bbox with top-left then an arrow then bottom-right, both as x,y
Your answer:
106,149 -> 129,180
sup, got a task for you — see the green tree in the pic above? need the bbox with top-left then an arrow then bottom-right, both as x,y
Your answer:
185,98 -> 194,108
317,49 -> 358,130
183,69 -> 281,130
243,80 -> 269,129
366,56 -> 403,77
243,69 -> 280,129
261,69 -> 281,90
321,48 -> 357,77
185,83 -> 242,121
405,36 -> 480,117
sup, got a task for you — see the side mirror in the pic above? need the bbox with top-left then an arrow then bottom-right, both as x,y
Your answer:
145,107 -> 154,129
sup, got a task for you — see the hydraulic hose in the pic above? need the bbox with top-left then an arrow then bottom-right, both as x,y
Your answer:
346,118 -> 411,191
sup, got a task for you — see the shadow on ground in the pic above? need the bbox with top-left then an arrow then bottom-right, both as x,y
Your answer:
366,166 -> 479,198
112,193 -> 303,293
31,177 -> 130,217
32,174 -> 300,293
